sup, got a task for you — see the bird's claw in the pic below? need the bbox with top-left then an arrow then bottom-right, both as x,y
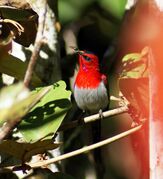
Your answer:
99,109 -> 104,119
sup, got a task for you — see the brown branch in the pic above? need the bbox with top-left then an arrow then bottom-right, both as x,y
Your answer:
58,105 -> 129,131
3,124 -> 142,170
24,1 -> 47,87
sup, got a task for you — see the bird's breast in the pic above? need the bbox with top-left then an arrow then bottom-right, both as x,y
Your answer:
74,81 -> 108,113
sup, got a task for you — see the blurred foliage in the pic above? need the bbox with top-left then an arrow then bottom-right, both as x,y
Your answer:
59,0 -> 94,24
99,0 -> 127,20
0,82 -> 50,126
59,0 -> 127,24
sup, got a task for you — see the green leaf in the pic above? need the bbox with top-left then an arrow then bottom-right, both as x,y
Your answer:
0,83 -> 51,126
0,139 -> 60,162
99,0 -> 127,20
122,53 -> 142,62
18,81 -> 71,142
0,53 -> 41,87
120,47 -> 149,78
59,0 -> 94,23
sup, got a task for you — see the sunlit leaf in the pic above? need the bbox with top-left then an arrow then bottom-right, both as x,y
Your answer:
0,139 -> 60,162
122,53 -> 142,62
18,81 -> 71,142
120,47 -> 149,78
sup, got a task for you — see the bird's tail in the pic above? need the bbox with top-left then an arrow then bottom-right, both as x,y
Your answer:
92,120 -> 105,179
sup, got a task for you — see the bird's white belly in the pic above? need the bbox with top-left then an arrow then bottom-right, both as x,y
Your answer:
74,82 -> 108,113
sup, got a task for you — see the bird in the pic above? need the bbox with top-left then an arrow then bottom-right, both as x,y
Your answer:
71,47 -> 109,178
72,47 -> 109,114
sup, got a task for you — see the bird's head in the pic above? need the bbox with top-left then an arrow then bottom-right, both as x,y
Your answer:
70,46 -> 99,71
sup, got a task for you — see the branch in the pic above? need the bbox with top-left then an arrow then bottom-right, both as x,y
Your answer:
24,1 -> 47,87
59,105 -> 129,131
0,105 -> 129,168
4,124 -> 141,170
0,119 -> 20,141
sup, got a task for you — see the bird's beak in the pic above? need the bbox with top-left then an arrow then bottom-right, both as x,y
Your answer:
70,46 -> 84,55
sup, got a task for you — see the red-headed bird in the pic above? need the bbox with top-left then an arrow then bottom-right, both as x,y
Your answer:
73,48 -> 109,114
72,47 -> 109,178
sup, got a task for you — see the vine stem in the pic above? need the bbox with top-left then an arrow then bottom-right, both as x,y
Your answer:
24,0 -> 47,87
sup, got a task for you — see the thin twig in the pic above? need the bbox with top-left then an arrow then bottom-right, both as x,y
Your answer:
58,105 -> 128,131
3,124 -> 142,170
24,1 -> 47,87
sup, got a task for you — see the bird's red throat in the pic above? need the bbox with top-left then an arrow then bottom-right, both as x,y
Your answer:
75,68 -> 102,89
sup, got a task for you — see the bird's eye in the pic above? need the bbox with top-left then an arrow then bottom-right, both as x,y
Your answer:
84,56 -> 91,61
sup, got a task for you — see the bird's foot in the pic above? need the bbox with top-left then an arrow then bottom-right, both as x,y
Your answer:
99,109 -> 104,119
